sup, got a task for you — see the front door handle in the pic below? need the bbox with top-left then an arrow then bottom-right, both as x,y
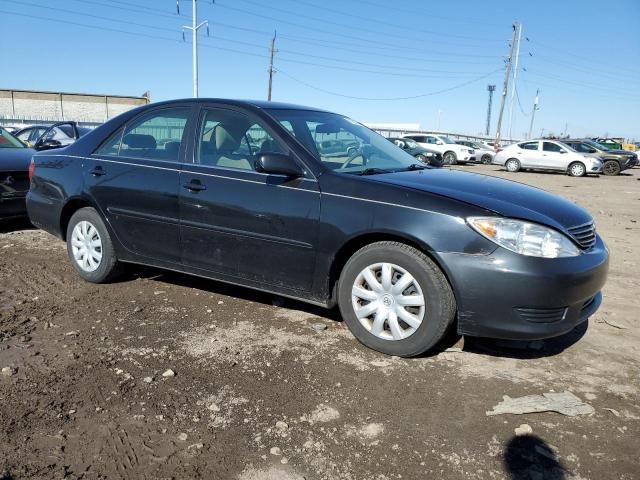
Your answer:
183,180 -> 206,192
90,166 -> 106,177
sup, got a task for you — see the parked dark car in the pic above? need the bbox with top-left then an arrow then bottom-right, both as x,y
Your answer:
14,121 -> 91,151
387,137 -> 443,166
27,99 -> 609,357
562,139 -> 638,175
0,127 -> 34,220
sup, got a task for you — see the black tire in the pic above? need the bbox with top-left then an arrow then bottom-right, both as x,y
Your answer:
337,241 -> 456,357
505,158 -> 521,172
66,207 -> 120,283
568,161 -> 586,177
481,154 -> 492,164
602,160 -> 621,176
443,151 -> 457,165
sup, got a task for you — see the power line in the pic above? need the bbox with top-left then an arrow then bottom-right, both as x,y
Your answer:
239,0 -> 505,43
214,1 -> 498,54
345,0 -> 498,26
276,68 -> 502,100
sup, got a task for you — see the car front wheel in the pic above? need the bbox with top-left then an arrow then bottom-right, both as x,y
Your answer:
602,160 -> 621,176
337,241 -> 456,357
443,151 -> 457,165
66,207 -> 120,283
568,162 -> 586,177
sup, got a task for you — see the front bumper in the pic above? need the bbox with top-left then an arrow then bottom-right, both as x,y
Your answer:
438,235 -> 609,340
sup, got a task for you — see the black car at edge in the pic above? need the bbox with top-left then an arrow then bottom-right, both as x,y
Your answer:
26,99 -> 609,357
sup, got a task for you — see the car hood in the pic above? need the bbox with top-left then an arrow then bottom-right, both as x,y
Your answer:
606,149 -> 636,157
368,168 -> 592,230
0,147 -> 34,171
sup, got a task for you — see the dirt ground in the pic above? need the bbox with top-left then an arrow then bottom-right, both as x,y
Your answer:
1,164 -> 639,480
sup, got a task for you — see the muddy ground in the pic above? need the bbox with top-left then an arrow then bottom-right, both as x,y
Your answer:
1,164 -> 639,480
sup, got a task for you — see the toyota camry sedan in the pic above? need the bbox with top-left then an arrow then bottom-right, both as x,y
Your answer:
26,99 -> 609,357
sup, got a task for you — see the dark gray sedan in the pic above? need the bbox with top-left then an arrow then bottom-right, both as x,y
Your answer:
26,99 -> 608,356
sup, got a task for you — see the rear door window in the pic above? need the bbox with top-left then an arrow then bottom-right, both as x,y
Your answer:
519,142 -> 539,150
95,108 -> 191,162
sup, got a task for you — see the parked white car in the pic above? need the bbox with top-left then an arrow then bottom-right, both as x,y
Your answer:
402,134 -> 474,164
493,139 -> 603,177
457,140 -> 495,164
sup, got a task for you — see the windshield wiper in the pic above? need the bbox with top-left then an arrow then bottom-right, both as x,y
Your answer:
351,167 -> 391,176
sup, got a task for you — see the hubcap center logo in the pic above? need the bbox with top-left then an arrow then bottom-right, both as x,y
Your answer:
382,295 -> 394,307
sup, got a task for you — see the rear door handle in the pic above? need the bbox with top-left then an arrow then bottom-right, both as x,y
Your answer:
90,166 -> 106,177
183,180 -> 206,192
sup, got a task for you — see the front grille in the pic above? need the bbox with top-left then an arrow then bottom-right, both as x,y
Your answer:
516,306 -> 567,324
567,222 -> 596,250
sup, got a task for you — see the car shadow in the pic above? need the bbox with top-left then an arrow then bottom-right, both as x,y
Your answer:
119,265 -> 588,359
459,320 -> 588,359
503,434 -> 567,480
0,218 -> 34,234
124,265 -> 341,321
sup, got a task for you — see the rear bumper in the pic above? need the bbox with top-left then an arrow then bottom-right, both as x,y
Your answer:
438,236 -> 609,340
0,192 -> 27,219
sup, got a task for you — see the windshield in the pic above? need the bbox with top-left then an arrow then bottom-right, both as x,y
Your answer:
267,109 -> 422,174
0,128 -> 26,148
587,140 -> 609,151
402,138 -> 419,148
441,137 -> 456,144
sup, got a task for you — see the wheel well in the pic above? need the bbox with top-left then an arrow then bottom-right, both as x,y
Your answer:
60,199 -> 93,239
328,233 -> 452,303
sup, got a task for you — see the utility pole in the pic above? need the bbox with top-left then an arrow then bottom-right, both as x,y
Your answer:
527,89 -> 539,139
507,22 -> 522,141
179,0 -> 209,98
437,109 -> 442,130
267,32 -> 277,101
494,23 -> 518,148
485,85 -> 496,136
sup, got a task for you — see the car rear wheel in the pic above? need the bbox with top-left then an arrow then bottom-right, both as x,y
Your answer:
505,158 -> 521,172
66,207 -> 120,283
481,154 -> 492,164
602,160 -> 621,176
337,241 -> 456,357
443,151 -> 457,165
568,162 -> 586,177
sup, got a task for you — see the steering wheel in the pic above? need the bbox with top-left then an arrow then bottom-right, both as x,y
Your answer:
339,149 -> 368,170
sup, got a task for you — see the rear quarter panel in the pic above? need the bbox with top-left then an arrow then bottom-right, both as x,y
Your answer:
26,152 -> 85,237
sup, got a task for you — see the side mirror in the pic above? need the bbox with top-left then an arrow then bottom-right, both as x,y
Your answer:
559,150 -> 567,154
436,140 -> 444,145
256,153 -> 304,177
35,139 -> 63,151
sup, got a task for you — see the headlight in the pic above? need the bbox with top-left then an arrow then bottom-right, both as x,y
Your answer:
467,217 -> 580,258
425,152 -> 433,156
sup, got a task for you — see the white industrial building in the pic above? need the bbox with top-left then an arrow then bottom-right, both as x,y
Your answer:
0,88 -> 150,128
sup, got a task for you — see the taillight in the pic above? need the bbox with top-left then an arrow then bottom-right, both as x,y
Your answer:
28,158 -> 35,181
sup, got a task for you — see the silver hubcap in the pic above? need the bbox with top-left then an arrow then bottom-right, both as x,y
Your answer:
571,164 -> 584,176
351,263 -> 426,341
507,160 -> 518,171
71,221 -> 103,272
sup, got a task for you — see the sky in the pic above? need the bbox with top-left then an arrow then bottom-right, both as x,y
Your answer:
1,0 -> 639,140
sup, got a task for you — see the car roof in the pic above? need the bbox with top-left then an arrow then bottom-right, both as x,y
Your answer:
146,98 -> 331,113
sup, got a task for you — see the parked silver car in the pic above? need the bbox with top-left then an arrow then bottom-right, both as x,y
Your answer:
457,140 -> 494,164
493,139 -> 603,177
